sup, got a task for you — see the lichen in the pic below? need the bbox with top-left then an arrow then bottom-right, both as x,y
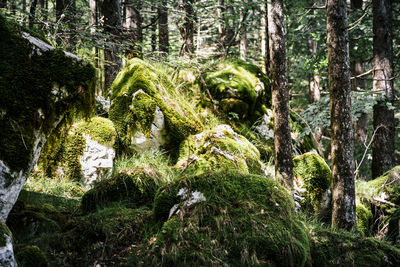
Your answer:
137,171 -> 310,266
109,58 -> 203,154
176,125 -> 264,176
0,14 -> 96,173
293,152 -> 332,217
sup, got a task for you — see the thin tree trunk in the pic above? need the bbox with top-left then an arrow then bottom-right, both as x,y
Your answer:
29,0 -> 38,29
158,0 -> 169,56
268,0 -> 293,190
372,0 -> 394,179
352,60 -> 368,144
264,2 -> 270,76
102,0 -> 122,93
239,7 -> 247,60
125,0 -> 143,56
182,0 -> 194,56
90,0 -> 101,95
151,5 -> 157,52
327,0 -> 356,230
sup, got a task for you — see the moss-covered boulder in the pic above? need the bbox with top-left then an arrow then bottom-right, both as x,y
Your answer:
310,226 -> 400,266
176,125 -> 265,176
14,245 -> 49,267
201,59 -> 270,120
109,58 -> 203,154
40,117 -> 116,188
356,203 -> 373,236
81,168 -> 164,212
293,152 -> 332,218
387,208 -> 400,246
0,15 -> 95,265
134,171 -> 310,266
0,222 -> 16,266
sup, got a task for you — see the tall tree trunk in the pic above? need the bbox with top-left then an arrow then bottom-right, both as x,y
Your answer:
29,0 -> 38,29
56,0 -> 76,48
151,5 -> 157,52
263,2 -> 270,76
158,0 -> 169,56
182,0 -> 194,56
268,0 -> 293,190
352,60 -> 368,145
90,0 -> 101,95
372,0 -> 394,179
327,0 -> 356,230
125,0 -> 142,56
351,0 -> 363,9
239,7 -> 247,60
102,0 -> 122,93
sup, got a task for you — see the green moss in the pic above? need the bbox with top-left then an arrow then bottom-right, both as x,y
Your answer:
293,152 -> 332,216
14,245 -> 49,267
136,171 -> 310,266
201,59 -> 270,121
74,117 -> 116,146
109,58 -> 203,153
176,125 -> 264,176
0,14 -> 95,173
309,225 -> 400,266
62,133 -> 86,181
81,168 -> 164,213
387,208 -> 400,245
356,203 -> 372,236
0,222 -> 11,247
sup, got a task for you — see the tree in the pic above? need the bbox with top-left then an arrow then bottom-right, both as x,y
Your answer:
124,0 -> 143,55
158,0 -> 169,56
326,0 -> 356,230
180,0 -> 195,56
371,0 -> 395,179
268,0 -> 293,190
29,0 -> 38,29
101,0 -> 122,93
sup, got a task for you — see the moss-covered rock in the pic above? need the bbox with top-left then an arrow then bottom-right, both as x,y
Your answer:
310,226 -> 400,266
0,222 -> 11,248
81,168 -> 164,212
176,125 -> 265,176
134,171 -> 310,266
109,58 -> 203,154
293,152 -> 332,218
201,59 -> 270,121
356,203 -> 373,236
14,245 -> 49,267
387,208 -> 400,246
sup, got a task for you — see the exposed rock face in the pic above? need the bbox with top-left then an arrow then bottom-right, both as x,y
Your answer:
0,15 -> 95,264
0,234 -> 16,267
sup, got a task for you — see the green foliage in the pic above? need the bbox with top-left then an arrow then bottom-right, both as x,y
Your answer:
74,117 -> 116,146
293,152 -> 332,216
138,171 -> 310,266
0,222 -> 11,247
14,245 -> 49,267
0,14 -> 96,172
109,58 -> 203,154
356,203 -> 373,236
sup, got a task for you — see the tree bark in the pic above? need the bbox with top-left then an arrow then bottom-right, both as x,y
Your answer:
372,0 -> 394,179
352,60 -> 368,145
124,0 -> 142,56
268,0 -> 293,190
351,0 -> 363,9
158,0 -> 169,56
151,4 -> 157,52
29,0 -> 38,29
101,0 -> 122,93
327,0 -> 356,230
182,0 -> 195,56
239,7 -> 247,60
263,1 -> 270,76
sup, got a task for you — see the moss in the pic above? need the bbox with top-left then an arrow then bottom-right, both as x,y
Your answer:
135,171 -> 310,266
0,14 -> 95,173
109,58 -> 203,154
309,226 -> 400,266
74,117 -> 116,146
81,168 -> 164,213
387,208 -> 400,245
293,152 -> 332,216
201,59 -> 270,121
176,125 -> 264,176
356,203 -> 373,236
0,222 -> 11,247
14,245 -> 49,267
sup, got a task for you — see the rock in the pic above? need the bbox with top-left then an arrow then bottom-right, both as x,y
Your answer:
95,95 -> 110,116
176,125 -> 265,176
293,152 -> 332,218
109,58 -> 203,154
0,223 -> 16,267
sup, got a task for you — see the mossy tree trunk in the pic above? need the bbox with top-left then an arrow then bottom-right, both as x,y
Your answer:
372,0 -> 395,179
101,0 -> 122,93
326,0 -> 356,230
268,0 -> 293,190
158,0 -> 169,56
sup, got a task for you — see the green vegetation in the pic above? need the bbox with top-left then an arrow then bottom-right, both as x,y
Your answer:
356,203 -> 373,236
0,222 -> 11,247
14,245 -> 49,267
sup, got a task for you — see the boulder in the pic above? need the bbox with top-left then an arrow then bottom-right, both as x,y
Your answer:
293,152 -> 332,218
0,15 -> 95,264
0,222 -> 16,267
176,125 -> 266,176
109,58 -> 203,154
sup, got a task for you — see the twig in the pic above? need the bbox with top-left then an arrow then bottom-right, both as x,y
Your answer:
355,125 -> 383,177
198,72 -> 219,115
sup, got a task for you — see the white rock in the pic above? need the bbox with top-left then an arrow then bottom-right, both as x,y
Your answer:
0,234 -> 17,267
253,110 -> 274,140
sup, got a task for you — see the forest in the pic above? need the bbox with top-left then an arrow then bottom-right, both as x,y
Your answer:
1,0 -> 400,266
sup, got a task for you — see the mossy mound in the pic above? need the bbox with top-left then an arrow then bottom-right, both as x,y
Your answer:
39,117 -> 116,182
356,203 -> 373,236
0,14 -> 95,173
201,59 -> 270,121
0,221 -> 11,247
109,58 -> 203,154
293,152 -> 332,218
14,244 -> 49,267
176,125 -> 265,176
310,226 -> 400,266
135,171 -> 310,266
81,168 -> 164,212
